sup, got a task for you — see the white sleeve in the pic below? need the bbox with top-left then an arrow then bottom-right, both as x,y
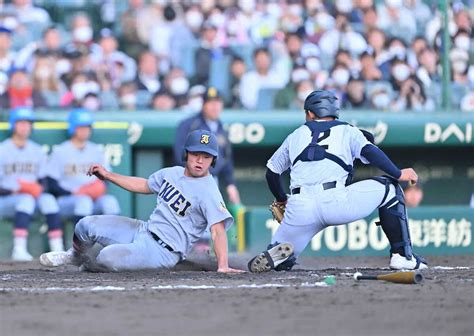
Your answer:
266,135 -> 291,174
350,127 -> 371,164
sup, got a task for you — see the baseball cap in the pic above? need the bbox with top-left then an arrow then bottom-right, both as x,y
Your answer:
203,87 -> 222,102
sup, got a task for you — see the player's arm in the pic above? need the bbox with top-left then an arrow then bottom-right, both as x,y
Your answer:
0,186 -> 13,196
360,144 -> 418,184
210,221 -> 245,273
87,164 -> 152,194
265,136 -> 291,203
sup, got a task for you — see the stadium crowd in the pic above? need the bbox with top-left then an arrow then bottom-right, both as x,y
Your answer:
0,0 -> 473,113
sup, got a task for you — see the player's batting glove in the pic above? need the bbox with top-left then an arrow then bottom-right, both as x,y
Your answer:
270,200 -> 286,224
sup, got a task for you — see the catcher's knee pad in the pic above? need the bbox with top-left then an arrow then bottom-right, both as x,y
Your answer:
373,176 -> 413,259
267,242 -> 297,271
15,194 -> 35,215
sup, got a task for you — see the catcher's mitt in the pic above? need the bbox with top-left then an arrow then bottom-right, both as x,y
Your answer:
269,200 -> 286,223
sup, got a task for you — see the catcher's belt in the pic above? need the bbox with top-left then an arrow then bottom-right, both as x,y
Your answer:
291,181 -> 337,195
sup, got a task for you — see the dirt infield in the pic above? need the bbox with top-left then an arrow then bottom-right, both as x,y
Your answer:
1,255 -> 473,336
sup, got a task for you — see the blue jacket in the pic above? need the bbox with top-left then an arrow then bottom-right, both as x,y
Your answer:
173,113 -> 236,186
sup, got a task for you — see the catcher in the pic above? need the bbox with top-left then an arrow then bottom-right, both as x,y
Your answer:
249,90 -> 428,273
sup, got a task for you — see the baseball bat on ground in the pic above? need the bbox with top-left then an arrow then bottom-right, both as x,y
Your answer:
353,271 -> 424,284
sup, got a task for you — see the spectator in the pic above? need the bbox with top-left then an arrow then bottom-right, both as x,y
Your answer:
119,0 -> 147,60
415,47 -> 440,89
360,51 -> 383,80
150,89 -> 176,111
60,72 -> 100,110
403,0 -> 432,30
407,36 -> 428,69
328,62 -> 351,102
319,12 -> 367,57
118,81 -> 138,111
450,48 -> 470,85
360,4 -> 378,32
365,28 -> 391,70
4,0 -> 51,26
292,79 -> 315,109
453,29 -> 471,53
239,47 -> 289,109
274,66 -> 311,109
284,32 -> 304,67
0,27 -> 15,73
69,12 -> 94,54
135,50 -> 161,93
90,28 -> 137,89
376,0 -> 417,43
453,8 -> 472,35
174,87 -> 241,205
460,91 -> 474,112
31,51 -> 62,93
368,82 -> 393,110
162,67 -> 189,108
335,49 -> 362,77
390,58 -> 433,111
194,21 -> 227,86
343,77 -> 370,108
181,84 -> 205,113
0,68 -> 46,109
227,56 -> 246,108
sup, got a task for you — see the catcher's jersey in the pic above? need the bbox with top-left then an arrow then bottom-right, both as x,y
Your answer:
47,140 -> 109,192
0,139 -> 47,191
267,120 -> 370,189
147,166 -> 233,256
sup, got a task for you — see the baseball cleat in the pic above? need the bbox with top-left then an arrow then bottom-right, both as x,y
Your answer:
248,243 -> 294,273
390,253 -> 428,270
11,248 -> 33,262
39,251 -> 73,267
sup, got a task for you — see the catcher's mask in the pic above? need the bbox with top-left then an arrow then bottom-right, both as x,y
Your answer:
182,129 -> 218,167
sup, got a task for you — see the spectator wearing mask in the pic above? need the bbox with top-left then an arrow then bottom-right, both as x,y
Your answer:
4,0 -> 51,26
135,50 -> 161,94
274,65 -> 310,109
0,68 -> 46,109
60,72 -> 100,111
450,48 -> 470,86
390,58 -> 433,111
69,12 -> 94,54
162,67 -> 190,108
118,81 -> 138,111
368,83 -> 394,110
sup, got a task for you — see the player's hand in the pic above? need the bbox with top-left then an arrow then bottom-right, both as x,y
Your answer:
217,267 -> 246,274
398,168 -> 418,185
87,164 -> 109,180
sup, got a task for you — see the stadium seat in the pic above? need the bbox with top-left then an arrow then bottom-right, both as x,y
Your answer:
209,55 -> 232,102
136,90 -> 152,109
256,88 -> 279,110
100,91 -> 119,109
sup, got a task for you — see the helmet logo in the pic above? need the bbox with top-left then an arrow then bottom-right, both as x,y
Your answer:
200,134 -> 210,144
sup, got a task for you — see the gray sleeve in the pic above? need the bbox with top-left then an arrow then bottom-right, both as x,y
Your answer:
147,170 -> 164,194
201,187 -> 234,230
47,148 -> 62,180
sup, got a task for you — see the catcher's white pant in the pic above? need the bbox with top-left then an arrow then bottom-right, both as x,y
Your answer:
57,194 -> 120,218
73,215 -> 180,271
0,193 -> 59,217
272,179 -> 396,256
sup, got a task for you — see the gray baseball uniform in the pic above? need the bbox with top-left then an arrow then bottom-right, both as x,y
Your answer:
0,139 -> 59,218
47,140 -> 120,217
73,166 -> 233,271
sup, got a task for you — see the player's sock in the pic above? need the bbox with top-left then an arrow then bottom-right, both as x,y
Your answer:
12,229 -> 33,261
48,230 -> 64,252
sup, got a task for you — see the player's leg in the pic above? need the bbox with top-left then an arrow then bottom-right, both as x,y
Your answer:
40,215 -> 141,267
1,194 -> 36,261
249,196 -> 323,272
92,226 -> 180,272
37,193 -> 64,252
323,178 -> 427,270
57,195 -> 94,225
94,194 -> 121,215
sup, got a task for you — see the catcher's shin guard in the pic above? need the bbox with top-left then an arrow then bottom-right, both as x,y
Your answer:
373,176 -> 413,259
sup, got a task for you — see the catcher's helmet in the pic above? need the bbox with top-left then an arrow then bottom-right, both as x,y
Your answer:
67,108 -> 93,136
303,90 -> 340,119
183,129 -> 219,166
9,106 -> 34,130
